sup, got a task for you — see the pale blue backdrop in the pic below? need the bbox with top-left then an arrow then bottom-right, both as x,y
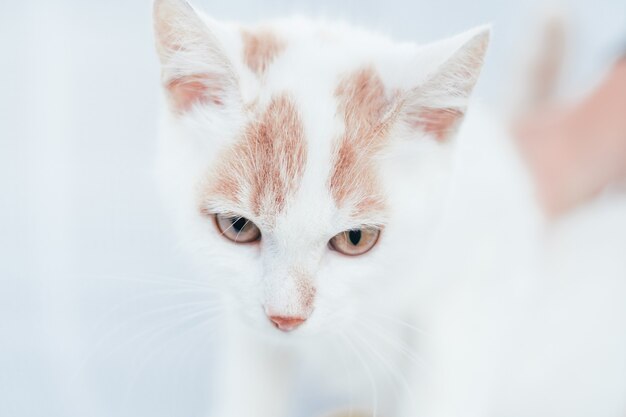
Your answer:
0,1 -> 624,416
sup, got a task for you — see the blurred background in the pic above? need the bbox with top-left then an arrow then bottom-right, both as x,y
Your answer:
0,1 -> 624,416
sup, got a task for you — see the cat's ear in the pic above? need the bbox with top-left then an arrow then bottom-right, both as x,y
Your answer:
153,0 -> 239,113
399,26 -> 491,141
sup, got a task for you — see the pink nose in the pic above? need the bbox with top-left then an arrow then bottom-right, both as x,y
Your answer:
269,315 -> 306,332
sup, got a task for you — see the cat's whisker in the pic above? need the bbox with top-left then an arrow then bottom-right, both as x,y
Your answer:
218,215 -> 243,238
351,323 -> 413,405
234,218 -> 251,241
119,306 -> 222,380
358,316 -> 428,370
92,273 -> 220,291
90,287 -> 222,336
74,301 -> 223,382
369,312 -> 429,336
339,331 -> 379,417
330,337 -> 356,417
106,304 -> 224,362
122,311 -> 223,404
170,318 -> 220,403
98,270 -> 212,285
350,328 -> 402,407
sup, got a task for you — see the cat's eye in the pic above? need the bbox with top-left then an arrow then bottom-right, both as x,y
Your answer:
214,214 -> 261,243
329,228 -> 380,256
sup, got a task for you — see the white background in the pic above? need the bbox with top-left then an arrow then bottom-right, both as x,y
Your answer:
1,1 -> 624,416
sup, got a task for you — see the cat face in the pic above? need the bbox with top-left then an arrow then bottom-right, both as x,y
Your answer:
153,0 -> 489,337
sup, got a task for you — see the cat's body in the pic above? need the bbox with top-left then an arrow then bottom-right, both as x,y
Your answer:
152,1 -> 626,416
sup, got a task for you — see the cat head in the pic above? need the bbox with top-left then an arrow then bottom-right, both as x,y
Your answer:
153,0 -> 489,338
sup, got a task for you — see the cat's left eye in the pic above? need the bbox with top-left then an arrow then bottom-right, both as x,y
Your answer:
329,228 -> 380,256
214,214 -> 261,243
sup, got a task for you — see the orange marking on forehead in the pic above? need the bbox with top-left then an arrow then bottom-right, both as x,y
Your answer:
207,93 -> 306,221
330,67 -> 398,214
241,29 -> 286,75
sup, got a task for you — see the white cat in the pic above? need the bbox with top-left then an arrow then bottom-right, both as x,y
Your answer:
152,1 -> 626,416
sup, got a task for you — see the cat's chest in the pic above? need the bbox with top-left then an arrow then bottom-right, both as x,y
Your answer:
288,332 -> 412,416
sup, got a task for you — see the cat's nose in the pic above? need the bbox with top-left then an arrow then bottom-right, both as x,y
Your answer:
269,315 -> 306,332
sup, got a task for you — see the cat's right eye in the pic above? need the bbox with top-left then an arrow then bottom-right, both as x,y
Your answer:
214,214 -> 261,243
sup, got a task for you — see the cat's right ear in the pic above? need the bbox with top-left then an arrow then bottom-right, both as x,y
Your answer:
153,0 -> 239,114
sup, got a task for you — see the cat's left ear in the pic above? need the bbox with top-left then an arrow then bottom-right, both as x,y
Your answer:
399,26 -> 491,141
153,0 -> 240,113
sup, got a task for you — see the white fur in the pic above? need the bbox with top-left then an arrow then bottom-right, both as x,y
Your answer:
153,1 -> 626,416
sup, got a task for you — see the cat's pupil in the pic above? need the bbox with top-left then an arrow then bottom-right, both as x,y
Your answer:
232,217 -> 247,232
348,230 -> 362,246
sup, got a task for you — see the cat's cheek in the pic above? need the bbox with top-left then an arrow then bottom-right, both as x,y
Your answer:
317,259 -> 385,317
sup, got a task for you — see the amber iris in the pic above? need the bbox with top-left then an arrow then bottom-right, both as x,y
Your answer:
215,214 -> 261,243
329,228 -> 380,256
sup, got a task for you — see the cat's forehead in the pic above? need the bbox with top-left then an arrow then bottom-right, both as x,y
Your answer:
235,21 -> 395,91
199,24 -> 397,231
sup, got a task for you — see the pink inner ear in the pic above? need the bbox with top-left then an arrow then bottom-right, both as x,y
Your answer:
166,75 -> 224,113
411,107 -> 464,141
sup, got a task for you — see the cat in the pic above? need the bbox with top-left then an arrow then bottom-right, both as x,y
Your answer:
152,1 -> 626,416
